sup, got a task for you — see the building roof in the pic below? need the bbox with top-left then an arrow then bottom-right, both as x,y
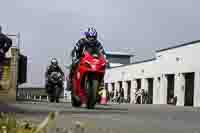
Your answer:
6,34 -> 18,37
106,51 -> 134,57
18,83 -> 45,88
156,40 -> 200,53
108,58 -> 156,69
107,39 -> 200,69
109,63 -> 124,67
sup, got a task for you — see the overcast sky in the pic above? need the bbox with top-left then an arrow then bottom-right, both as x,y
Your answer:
0,0 -> 200,86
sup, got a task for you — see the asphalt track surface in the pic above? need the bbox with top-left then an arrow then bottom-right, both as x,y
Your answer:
1,102 -> 200,133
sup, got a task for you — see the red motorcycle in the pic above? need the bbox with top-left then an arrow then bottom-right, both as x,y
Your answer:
71,47 -> 107,109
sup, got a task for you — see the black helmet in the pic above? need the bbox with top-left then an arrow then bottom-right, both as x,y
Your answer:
51,58 -> 58,67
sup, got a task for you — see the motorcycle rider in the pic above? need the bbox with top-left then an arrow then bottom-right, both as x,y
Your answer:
0,25 -> 12,62
45,58 -> 64,89
68,27 -> 107,91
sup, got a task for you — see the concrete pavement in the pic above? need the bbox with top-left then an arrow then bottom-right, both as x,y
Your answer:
2,103 -> 200,133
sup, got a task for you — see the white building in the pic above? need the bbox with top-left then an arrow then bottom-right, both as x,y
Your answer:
104,40 -> 200,107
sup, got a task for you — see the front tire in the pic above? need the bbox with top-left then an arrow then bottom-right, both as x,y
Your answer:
50,97 -> 55,103
85,76 -> 98,109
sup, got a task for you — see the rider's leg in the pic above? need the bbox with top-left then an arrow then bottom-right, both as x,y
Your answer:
66,64 -> 72,91
68,62 -> 78,90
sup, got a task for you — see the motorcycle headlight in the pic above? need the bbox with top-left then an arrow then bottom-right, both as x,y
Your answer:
91,64 -> 96,69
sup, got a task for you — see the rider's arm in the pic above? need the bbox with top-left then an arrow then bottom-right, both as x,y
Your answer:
97,41 -> 107,58
97,41 -> 109,64
98,42 -> 106,55
73,39 -> 86,63
71,47 -> 77,62
72,40 -> 81,62
45,66 -> 50,79
58,66 -> 64,76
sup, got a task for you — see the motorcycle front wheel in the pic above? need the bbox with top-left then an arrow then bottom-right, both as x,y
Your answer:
85,74 -> 99,109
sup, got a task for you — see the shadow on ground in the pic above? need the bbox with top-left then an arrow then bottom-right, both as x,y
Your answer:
0,102 -> 129,116
0,103 -> 50,116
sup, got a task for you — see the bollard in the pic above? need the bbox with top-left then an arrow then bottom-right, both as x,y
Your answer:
100,89 -> 108,105
47,96 -> 49,102
39,96 -> 42,101
34,95 -> 36,100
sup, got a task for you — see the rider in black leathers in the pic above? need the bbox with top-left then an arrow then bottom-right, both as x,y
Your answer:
0,25 -> 12,62
45,58 -> 64,89
68,27 -> 107,90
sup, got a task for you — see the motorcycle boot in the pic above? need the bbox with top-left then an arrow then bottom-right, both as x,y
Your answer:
68,60 -> 79,91
67,65 -> 75,91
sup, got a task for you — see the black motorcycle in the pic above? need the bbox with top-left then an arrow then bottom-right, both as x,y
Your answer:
46,71 -> 64,103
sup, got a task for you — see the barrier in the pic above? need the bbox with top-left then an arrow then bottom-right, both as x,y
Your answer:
100,89 -> 108,104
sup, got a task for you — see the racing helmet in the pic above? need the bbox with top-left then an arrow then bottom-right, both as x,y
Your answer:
51,58 -> 58,67
84,27 -> 97,41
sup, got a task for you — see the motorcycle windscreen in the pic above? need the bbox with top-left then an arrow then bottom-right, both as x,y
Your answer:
85,47 -> 101,58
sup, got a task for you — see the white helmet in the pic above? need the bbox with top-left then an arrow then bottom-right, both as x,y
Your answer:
51,58 -> 58,67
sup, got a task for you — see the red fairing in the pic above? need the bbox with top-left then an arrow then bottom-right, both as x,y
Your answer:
72,50 -> 107,104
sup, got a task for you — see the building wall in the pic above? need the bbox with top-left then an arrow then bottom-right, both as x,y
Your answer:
105,58 -> 159,82
156,42 -> 200,74
104,42 -> 200,107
